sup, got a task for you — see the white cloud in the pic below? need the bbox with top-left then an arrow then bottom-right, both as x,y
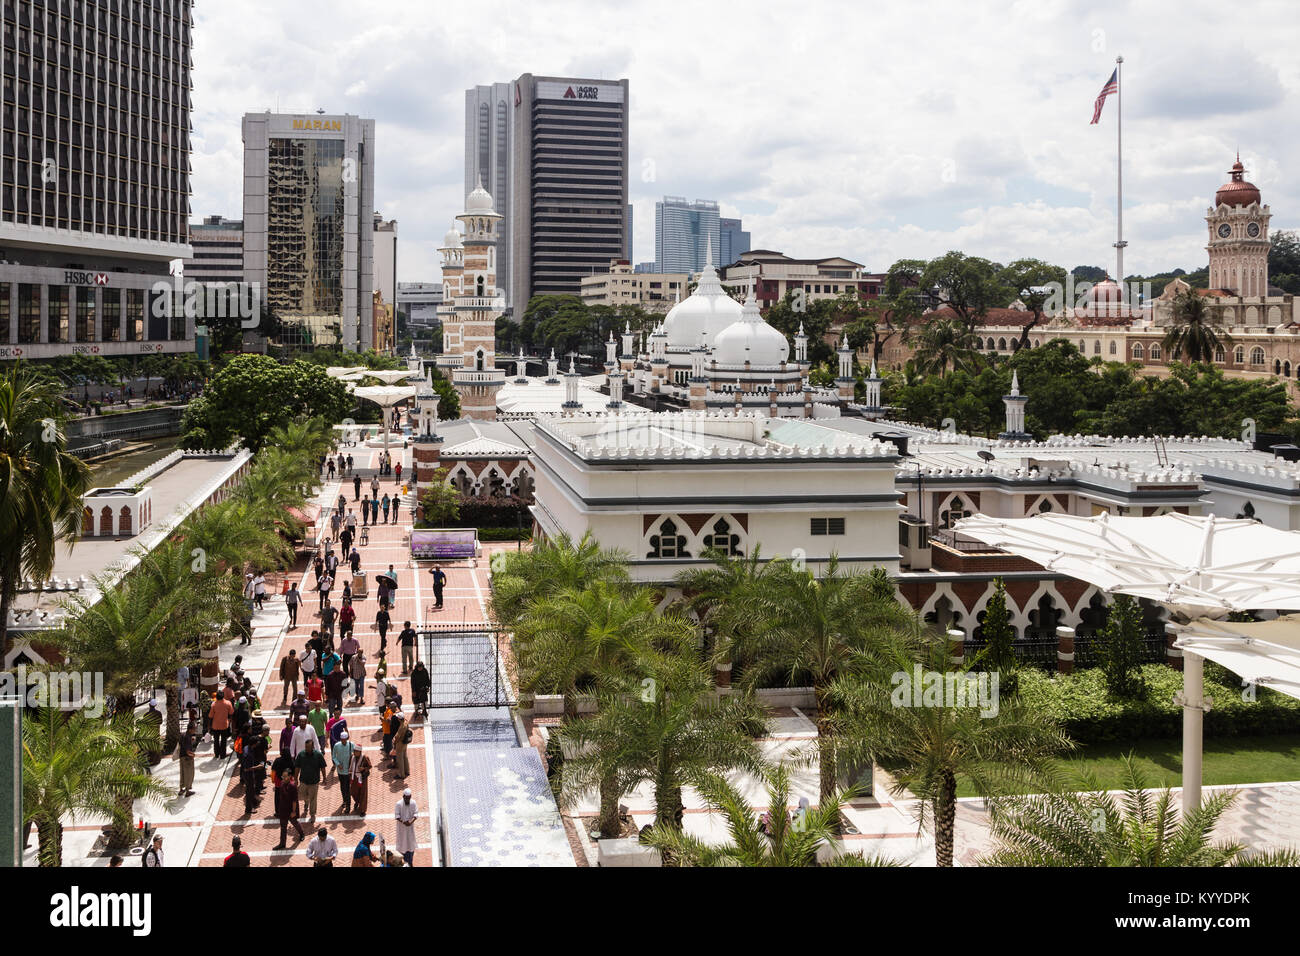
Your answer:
189,0 -> 1300,284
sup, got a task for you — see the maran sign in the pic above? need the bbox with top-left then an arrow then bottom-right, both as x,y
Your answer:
291,118 -> 343,131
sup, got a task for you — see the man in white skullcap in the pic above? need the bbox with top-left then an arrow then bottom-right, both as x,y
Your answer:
394,788 -> 418,865
331,729 -> 358,814
290,713 -> 314,758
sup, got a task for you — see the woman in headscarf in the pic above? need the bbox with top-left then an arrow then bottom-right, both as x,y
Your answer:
352,831 -> 377,867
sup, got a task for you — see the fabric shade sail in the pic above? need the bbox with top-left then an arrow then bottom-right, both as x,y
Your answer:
953,512 -> 1300,620
1172,615 -> 1300,703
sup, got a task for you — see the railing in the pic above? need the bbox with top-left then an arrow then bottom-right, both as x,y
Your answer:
929,529 -> 1004,553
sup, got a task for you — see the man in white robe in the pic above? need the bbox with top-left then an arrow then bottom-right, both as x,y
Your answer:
395,788 -> 418,865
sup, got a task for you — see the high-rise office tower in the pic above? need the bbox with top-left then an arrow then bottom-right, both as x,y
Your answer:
185,216 -> 244,286
510,74 -> 628,316
0,0 -> 194,361
465,82 -> 512,309
655,197 -> 719,275
719,217 -> 751,267
242,112 -> 375,352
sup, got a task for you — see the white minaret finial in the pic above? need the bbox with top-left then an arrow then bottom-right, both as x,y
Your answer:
1011,370 -> 1020,396
870,356 -> 878,378
705,234 -> 713,268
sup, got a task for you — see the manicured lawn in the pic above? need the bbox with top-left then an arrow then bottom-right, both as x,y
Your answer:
949,735 -> 1300,797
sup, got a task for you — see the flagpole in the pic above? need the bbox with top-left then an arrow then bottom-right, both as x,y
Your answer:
1114,55 -> 1126,291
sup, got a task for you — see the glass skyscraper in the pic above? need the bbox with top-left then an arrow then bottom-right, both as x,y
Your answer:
241,112 -> 375,352
655,197 -> 719,275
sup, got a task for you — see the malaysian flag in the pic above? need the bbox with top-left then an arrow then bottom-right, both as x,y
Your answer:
1091,69 -> 1118,124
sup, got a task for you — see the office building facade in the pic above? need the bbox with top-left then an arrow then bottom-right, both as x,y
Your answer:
719,217 -> 750,266
0,0 -> 195,360
465,82 -> 512,310
241,111 -> 375,352
373,212 -> 396,305
655,197 -> 718,275
510,74 -> 628,316
397,281 -> 441,330
580,259 -> 687,314
184,215 -> 243,285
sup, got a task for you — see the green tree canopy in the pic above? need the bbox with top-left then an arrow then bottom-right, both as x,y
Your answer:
179,354 -> 353,451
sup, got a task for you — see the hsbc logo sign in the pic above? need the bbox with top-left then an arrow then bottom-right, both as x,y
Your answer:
64,271 -> 109,286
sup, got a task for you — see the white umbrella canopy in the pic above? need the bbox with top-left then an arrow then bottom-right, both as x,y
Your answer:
350,385 -> 416,407
1173,615 -> 1300,702
362,369 -> 417,385
325,366 -> 368,378
953,512 -> 1300,620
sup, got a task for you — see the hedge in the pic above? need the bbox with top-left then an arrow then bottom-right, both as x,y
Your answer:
1017,664 -> 1300,745
477,527 -> 532,541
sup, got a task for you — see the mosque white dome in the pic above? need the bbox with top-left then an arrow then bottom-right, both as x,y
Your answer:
713,292 -> 790,367
465,182 -> 496,215
442,226 -> 463,248
661,262 -> 743,349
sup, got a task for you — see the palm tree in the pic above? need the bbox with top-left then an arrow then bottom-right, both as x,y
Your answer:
982,754 -> 1300,867
731,555 -> 914,808
0,364 -> 92,651
22,708 -> 169,866
830,629 -> 1070,867
121,537 -> 244,748
1163,290 -> 1232,364
266,416 -> 335,464
516,582 -> 693,836
557,651 -> 766,835
673,545 -> 782,673
643,763 -> 900,867
910,316 -> 981,377
488,531 -> 628,632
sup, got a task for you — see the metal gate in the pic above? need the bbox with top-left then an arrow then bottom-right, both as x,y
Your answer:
420,624 -> 515,708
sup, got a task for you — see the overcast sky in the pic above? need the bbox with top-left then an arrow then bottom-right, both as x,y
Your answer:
189,0 -> 1299,285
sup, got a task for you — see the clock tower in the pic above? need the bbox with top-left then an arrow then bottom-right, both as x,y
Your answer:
1206,155 -> 1270,297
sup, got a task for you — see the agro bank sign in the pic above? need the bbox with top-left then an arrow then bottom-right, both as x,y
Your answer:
536,80 -> 624,104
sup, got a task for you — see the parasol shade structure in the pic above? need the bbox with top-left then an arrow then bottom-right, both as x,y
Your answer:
1173,615 -> 1300,702
375,573 -> 398,589
953,510 -> 1300,814
351,385 -> 417,448
953,512 -> 1300,620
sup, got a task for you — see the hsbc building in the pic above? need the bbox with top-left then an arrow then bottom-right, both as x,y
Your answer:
509,74 -> 630,317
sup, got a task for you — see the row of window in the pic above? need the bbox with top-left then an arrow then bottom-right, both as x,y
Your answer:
645,516 -> 845,559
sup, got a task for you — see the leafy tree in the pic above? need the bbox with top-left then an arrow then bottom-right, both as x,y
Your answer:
999,258 -> 1068,349
1268,231 -> 1300,295
23,708 -> 168,866
976,578 -> 1018,695
1163,290 -> 1232,363
982,754 -> 1300,867
1071,265 -> 1109,283
418,469 -> 462,526
643,764 -> 899,867
557,650 -> 765,834
911,251 -> 1014,333
831,627 -> 1069,867
0,365 -> 92,651
1095,594 -> 1147,700
429,367 -> 461,421
179,354 -> 352,451
764,292 -> 837,368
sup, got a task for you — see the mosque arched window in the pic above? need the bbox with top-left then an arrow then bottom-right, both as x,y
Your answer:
1235,346 -> 1245,364
648,518 -> 690,559
1109,340 -> 1118,355
702,517 -> 742,557
1132,343 -> 1144,359
1251,347 -> 1266,366
1149,344 -> 1162,360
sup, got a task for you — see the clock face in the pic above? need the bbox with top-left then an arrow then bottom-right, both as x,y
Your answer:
1247,222 -> 1261,238
1218,223 -> 1232,238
